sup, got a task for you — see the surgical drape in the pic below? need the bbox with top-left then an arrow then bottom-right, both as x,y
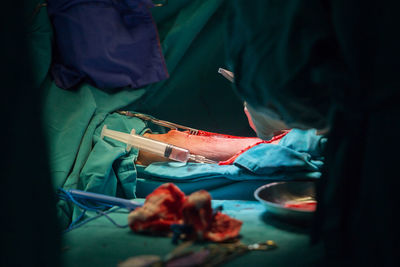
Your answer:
225,0 -> 400,265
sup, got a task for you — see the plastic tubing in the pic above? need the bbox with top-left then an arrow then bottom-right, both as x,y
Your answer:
66,189 -> 142,211
101,125 -> 190,163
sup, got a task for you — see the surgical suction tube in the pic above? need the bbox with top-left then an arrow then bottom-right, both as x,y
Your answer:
101,125 -> 190,162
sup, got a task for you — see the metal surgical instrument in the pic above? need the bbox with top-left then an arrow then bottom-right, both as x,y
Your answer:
116,111 -> 199,135
218,68 -> 235,83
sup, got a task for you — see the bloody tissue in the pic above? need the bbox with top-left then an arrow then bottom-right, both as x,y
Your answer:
127,183 -> 185,232
283,200 -> 317,212
128,183 -> 242,242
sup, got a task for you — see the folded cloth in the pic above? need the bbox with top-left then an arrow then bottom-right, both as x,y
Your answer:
47,0 -> 168,90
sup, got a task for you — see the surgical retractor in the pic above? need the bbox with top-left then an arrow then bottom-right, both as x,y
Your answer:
101,125 -> 217,164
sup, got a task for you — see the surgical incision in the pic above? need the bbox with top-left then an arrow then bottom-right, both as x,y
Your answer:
135,130 -> 281,166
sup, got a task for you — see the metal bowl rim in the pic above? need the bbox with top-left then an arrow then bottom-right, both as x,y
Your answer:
253,182 -> 315,213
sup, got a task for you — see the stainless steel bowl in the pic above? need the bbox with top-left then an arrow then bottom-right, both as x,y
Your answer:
254,181 -> 316,222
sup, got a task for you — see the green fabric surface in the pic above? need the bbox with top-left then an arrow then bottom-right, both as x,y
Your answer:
130,0 -> 253,136
28,2 -> 53,89
62,200 -> 323,267
55,112 -> 152,228
26,0 -> 255,228
225,0 -> 333,131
